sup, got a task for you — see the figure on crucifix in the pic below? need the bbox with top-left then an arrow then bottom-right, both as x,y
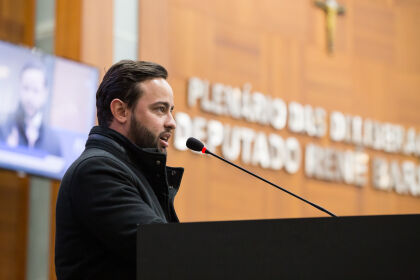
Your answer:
315,0 -> 345,54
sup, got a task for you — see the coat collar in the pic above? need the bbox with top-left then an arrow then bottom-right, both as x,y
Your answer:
86,126 -> 183,190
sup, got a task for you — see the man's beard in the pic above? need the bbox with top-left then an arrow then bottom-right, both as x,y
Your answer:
128,114 -> 165,153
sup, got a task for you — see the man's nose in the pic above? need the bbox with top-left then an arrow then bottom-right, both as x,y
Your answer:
165,113 -> 176,130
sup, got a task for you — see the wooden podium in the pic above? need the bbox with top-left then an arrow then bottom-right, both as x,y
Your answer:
137,214 -> 420,279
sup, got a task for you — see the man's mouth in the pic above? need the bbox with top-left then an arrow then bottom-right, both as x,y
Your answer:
159,133 -> 171,149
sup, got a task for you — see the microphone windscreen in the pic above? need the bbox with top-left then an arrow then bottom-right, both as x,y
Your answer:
186,137 -> 204,152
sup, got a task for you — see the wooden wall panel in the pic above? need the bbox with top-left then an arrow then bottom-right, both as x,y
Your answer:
80,0 -> 113,77
138,0 -> 170,68
0,0 -> 34,46
0,171 -> 29,280
0,0 -> 34,279
140,0 -> 420,221
54,0 -> 82,60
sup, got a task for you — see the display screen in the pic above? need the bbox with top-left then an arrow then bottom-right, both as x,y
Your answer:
0,41 -> 98,179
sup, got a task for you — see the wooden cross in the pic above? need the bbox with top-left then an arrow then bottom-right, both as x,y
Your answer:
315,0 -> 346,54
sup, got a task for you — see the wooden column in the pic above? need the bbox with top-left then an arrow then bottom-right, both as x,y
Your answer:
0,0 -> 34,46
0,0 -> 34,279
0,171 -> 30,280
54,0 -> 82,60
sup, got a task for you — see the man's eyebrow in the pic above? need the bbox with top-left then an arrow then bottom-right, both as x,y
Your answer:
150,101 -> 174,110
151,101 -> 169,107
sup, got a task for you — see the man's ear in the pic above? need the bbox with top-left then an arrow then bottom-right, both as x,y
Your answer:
110,98 -> 129,124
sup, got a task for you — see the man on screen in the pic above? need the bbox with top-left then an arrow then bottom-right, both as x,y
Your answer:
55,60 -> 183,279
0,61 -> 61,156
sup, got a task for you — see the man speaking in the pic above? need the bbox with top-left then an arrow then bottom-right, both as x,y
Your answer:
55,60 -> 183,279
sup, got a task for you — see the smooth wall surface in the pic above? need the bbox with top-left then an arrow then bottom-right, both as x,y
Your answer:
139,0 -> 420,221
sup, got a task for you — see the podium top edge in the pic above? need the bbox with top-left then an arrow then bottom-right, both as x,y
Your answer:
138,213 -> 420,229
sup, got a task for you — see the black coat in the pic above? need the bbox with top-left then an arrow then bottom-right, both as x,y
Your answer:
55,126 -> 183,280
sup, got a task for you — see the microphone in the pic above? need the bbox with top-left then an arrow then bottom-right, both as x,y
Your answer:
186,137 -> 337,218
186,137 -> 206,152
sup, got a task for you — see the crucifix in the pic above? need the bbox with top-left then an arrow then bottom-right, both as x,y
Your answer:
315,0 -> 346,54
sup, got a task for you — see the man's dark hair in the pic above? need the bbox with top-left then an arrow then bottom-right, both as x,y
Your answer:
96,60 -> 168,126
